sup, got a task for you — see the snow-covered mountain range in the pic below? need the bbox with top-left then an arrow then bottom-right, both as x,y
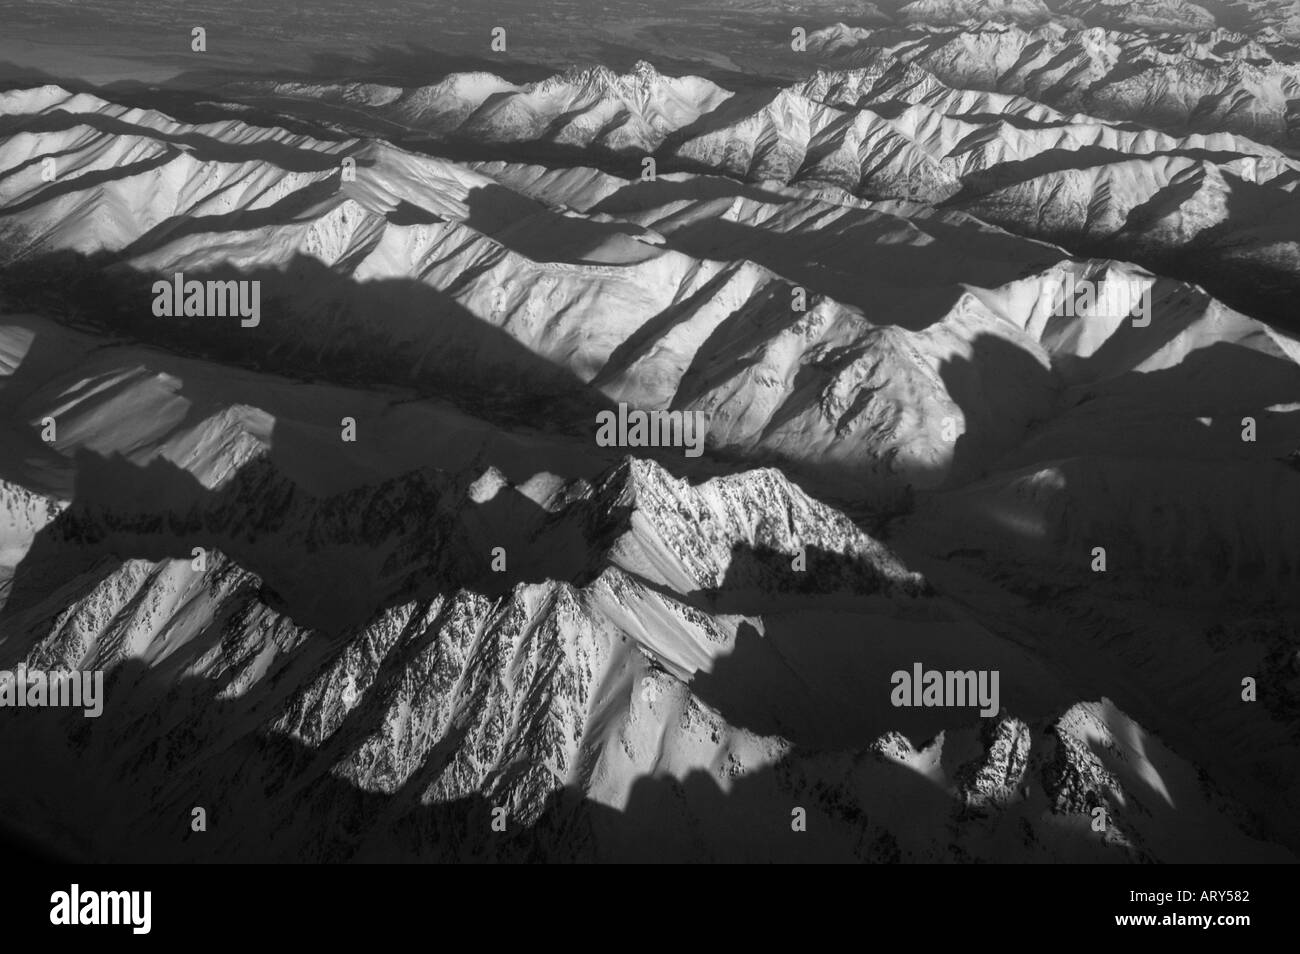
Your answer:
777,0 -> 1299,36
0,27 -> 1297,862
809,22 -> 1300,146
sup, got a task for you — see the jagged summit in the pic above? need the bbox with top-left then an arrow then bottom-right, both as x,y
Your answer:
588,456 -> 927,596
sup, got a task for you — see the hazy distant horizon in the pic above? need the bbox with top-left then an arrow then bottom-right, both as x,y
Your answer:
0,0 -> 857,89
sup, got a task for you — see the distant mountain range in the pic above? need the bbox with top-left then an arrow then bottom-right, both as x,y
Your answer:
727,0 -> 1299,38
